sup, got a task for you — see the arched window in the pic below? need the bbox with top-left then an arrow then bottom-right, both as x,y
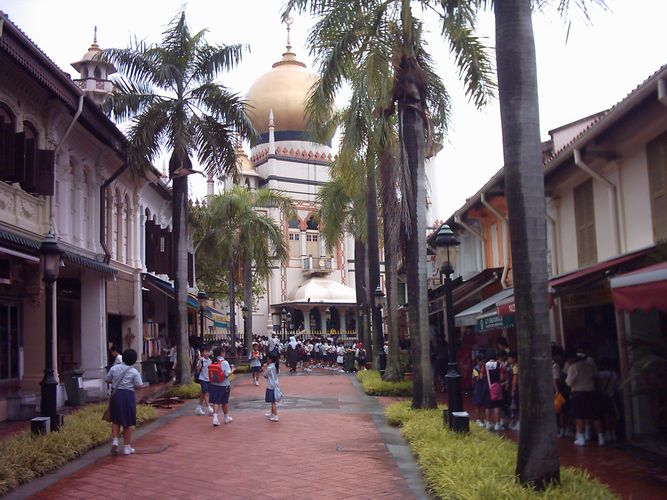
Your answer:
305,215 -> 320,258
93,66 -> 101,79
116,190 -> 123,261
81,67 -> 89,79
306,216 -> 319,230
124,195 -> 131,264
20,121 -> 38,191
288,216 -> 299,229
0,104 -> 16,182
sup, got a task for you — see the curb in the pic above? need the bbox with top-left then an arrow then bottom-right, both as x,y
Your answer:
351,376 -> 431,500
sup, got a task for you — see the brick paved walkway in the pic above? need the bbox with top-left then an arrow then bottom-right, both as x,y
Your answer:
29,371 -> 419,499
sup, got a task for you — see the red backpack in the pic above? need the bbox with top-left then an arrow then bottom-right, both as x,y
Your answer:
208,360 -> 226,384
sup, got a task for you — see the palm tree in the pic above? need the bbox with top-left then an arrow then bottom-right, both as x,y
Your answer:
285,0 -> 493,406
101,11 -> 255,383
193,186 -> 293,352
317,166 -> 371,351
490,0 -> 605,487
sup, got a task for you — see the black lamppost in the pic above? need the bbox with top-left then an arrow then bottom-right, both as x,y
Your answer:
374,286 -> 387,374
281,308 -> 287,340
324,307 -> 330,336
434,224 -> 468,432
197,290 -> 208,344
241,305 -> 248,346
40,231 -> 64,431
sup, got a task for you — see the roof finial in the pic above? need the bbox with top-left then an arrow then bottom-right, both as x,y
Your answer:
285,17 -> 293,52
93,26 -> 98,45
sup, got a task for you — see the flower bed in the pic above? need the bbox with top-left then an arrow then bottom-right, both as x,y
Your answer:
0,403 -> 158,496
357,369 -> 412,396
385,401 -> 616,499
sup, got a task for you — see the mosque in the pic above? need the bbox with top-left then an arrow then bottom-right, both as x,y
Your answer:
207,24 -> 359,339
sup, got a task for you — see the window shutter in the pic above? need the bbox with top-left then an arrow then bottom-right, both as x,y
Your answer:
0,123 -> 16,181
574,179 -> 597,267
647,134 -> 667,241
13,132 -> 25,184
145,220 -> 156,272
22,136 -> 37,192
34,149 -> 55,195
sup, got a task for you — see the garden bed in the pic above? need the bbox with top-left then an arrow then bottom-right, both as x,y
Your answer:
357,370 -> 412,397
0,403 -> 158,496
385,401 -> 616,499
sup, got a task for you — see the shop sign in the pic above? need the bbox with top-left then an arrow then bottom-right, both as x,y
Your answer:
476,314 -> 514,332
427,254 -> 440,279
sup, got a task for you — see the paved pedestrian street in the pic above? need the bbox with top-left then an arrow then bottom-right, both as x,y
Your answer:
26,372 -> 424,500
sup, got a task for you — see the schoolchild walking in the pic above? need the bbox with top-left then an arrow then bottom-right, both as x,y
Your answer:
195,345 -> 213,416
472,356 -> 485,426
250,342 -> 262,386
263,352 -> 281,422
508,351 -> 520,431
208,346 -> 234,427
105,349 -> 143,455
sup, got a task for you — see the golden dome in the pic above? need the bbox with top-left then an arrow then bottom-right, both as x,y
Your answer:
245,46 -> 316,137
236,145 -> 256,173
71,27 -> 116,73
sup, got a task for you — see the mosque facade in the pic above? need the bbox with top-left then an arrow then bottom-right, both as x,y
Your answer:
207,32 -> 359,339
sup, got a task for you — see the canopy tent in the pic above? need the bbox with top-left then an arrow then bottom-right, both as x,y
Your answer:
610,261 -> 667,313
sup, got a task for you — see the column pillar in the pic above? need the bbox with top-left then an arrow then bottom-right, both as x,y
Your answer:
79,272 -> 107,383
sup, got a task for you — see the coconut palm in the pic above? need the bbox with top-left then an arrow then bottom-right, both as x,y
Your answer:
100,11 -> 255,383
193,186 -> 293,354
285,0 -> 493,406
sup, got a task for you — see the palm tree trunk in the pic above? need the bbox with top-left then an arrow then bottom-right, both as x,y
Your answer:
400,95 -> 436,409
229,259 -> 236,358
243,258 -> 253,356
172,175 -> 191,384
354,238 -> 370,360
380,146 -> 402,381
243,256 -> 252,354
495,0 -> 560,487
366,159 -> 383,368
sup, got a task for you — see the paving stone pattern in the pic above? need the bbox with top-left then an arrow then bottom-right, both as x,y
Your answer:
30,372 -> 416,500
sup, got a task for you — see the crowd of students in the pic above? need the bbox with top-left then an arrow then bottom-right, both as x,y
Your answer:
470,337 -> 621,447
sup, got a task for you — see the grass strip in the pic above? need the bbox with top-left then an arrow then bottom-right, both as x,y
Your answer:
0,403 -> 158,496
357,369 -> 413,396
385,401 -> 616,499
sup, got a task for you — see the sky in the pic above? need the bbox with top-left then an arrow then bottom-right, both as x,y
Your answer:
2,0 -> 666,221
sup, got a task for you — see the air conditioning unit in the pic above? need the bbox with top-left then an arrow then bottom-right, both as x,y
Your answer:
0,258 -> 11,285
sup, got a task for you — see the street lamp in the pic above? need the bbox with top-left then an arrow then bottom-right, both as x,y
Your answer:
324,307 -> 330,335
281,308 -> 287,340
241,305 -> 248,346
39,231 -> 64,431
374,286 -> 386,374
434,224 -> 468,432
197,290 -> 208,344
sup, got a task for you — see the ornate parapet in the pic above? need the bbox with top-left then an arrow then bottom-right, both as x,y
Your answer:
0,181 -> 48,236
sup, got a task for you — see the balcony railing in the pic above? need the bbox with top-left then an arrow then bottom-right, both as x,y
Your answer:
302,256 -> 333,274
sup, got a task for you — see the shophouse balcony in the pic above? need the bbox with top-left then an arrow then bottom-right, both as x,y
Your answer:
302,256 -> 333,275
0,181 -> 49,236
73,77 -> 114,94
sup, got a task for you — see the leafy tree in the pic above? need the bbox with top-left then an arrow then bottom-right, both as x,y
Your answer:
101,11 -> 255,382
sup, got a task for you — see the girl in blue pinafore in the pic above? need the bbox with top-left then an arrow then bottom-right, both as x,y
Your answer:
105,349 -> 143,455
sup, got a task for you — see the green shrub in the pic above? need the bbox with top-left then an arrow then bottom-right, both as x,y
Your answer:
164,381 -> 201,399
0,403 -> 158,496
385,401 -> 616,499
357,370 -> 413,396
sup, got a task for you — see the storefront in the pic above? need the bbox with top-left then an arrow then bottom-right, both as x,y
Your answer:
454,288 -> 516,389
610,261 -> 667,455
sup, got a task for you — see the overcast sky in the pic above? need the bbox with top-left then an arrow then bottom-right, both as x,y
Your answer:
3,0 -> 666,221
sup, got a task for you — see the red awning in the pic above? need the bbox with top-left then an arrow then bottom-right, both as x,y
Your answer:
610,261 -> 667,313
549,247 -> 652,290
496,295 -> 515,317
